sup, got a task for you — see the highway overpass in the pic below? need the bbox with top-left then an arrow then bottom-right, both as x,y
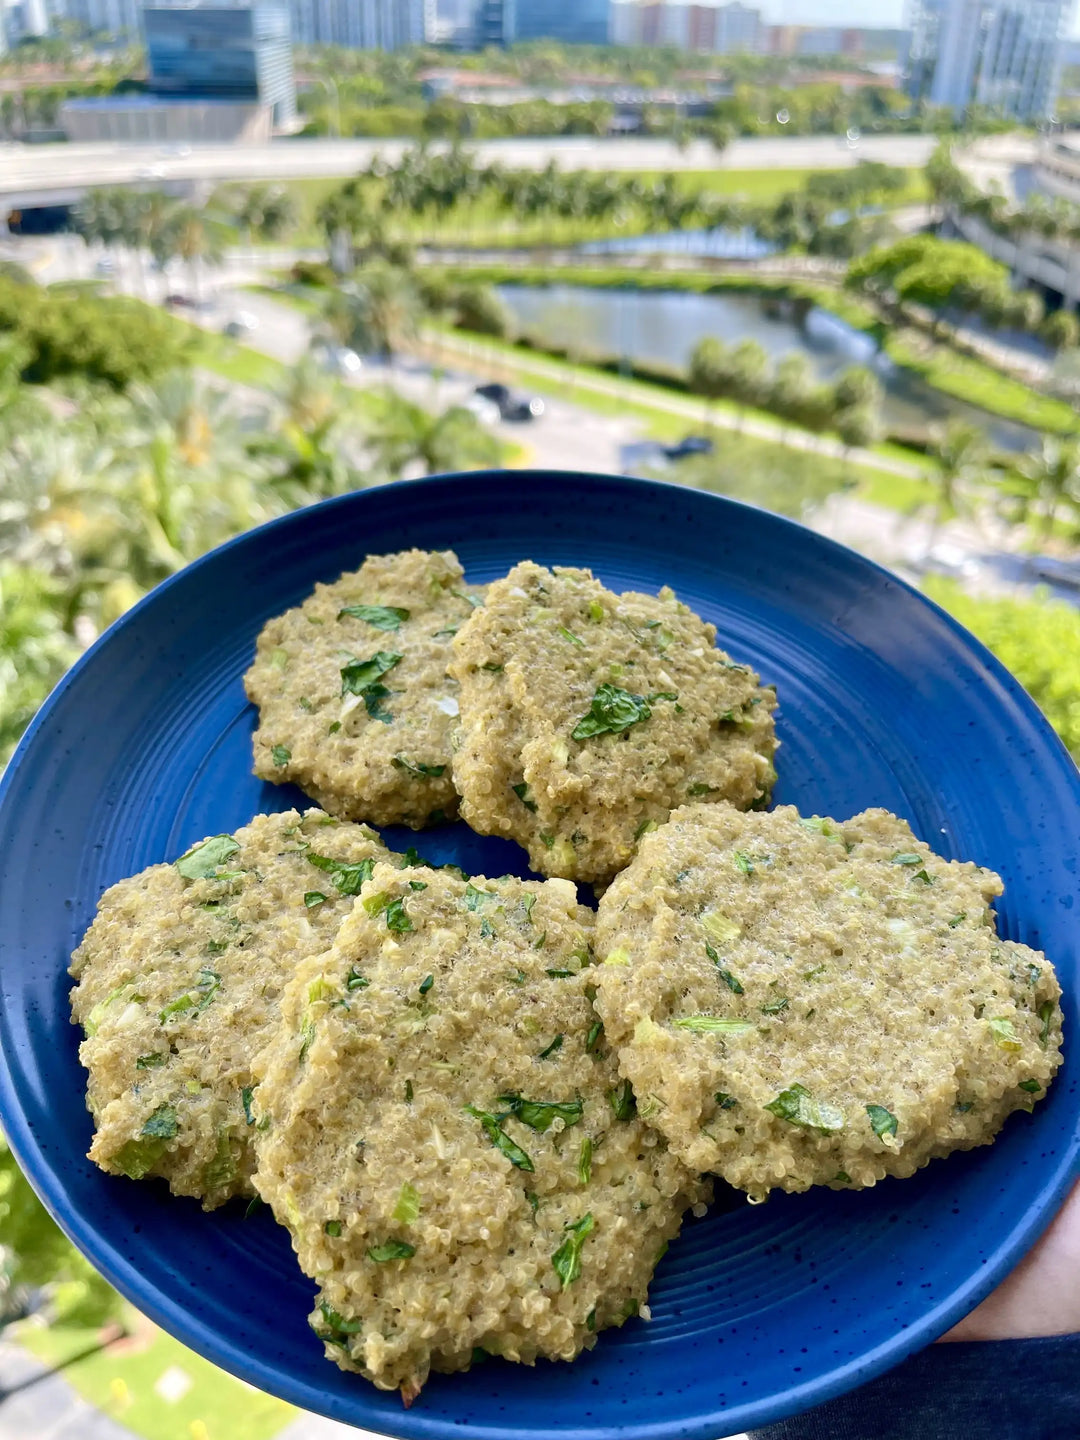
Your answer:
0,133 -> 940,218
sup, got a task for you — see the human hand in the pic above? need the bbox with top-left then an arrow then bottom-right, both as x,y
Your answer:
941,1176 -> 1080,1341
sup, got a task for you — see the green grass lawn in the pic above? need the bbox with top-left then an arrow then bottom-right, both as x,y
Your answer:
16,1311 -> 295,1440
143,305 -> 291,391
277,167 -> 928,250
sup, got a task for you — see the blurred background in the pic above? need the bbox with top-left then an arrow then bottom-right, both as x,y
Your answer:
3,0 -> 1080,1436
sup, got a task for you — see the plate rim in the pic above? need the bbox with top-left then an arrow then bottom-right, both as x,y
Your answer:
1,468 -> 1078,1439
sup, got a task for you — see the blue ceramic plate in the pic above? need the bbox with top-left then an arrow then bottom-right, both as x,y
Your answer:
1,472 -> 1077,1439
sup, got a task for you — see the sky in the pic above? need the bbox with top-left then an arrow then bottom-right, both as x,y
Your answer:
759,0 -> 1080,38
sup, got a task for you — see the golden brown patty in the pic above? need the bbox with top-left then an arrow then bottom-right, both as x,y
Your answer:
245,548 -> 483,828
69,810 -> 392,1209
594,804 -> 1063,1198
449,561 -> 777,885
253,863 -> 709,1399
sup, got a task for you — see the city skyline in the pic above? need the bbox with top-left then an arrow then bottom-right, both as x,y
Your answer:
756,0 -> 1080,40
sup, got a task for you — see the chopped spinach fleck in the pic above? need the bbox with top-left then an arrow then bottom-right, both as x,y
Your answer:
558,626 -> 585,648
175,834 -> 240,882
1038,1001 -> 1054,1047
304,890 -> 328,908
392,756 -> 446,779
135,1052 -> 164,1070
571,684 -> 651,741
733,851 -> 754,875
306,853 -> 374,896
159,967 -> 221,1024
891,852 -> 922,866
497,1094 -> 584,1133
337,604 -> 410,631
367,1240 -> 416,1263
511,781 -> 538,812
340,651 -> 403,695
765,1083 -> 844,1132
866,1104 -> 898,1139
538,1033 -> 564,1059
271,745 -> 291,768
324,1220 -> 342,1237
688,782 -> 718,796
1018,1079 -> 1041,1094
607,1078 -> 636,1121
552,1213 -> 594,1288
346,967 -> 369,990
465,1105 -> 535,1171
760,997 -> 789,1015
714,1092 -> 738,1110
241,1085 -> 256,1126
585,1020 -> 604,1053
418,974 -> 434,996
988,1016 -> 1022,1052
578,1136 -> 593,1185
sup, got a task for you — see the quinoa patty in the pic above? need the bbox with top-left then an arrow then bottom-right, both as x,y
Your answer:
245,549 -> 483,828
70,810 -> 391,1209
449,561 -> 777,886
253,863 -> 708,1400
595,804 -> 1063,1198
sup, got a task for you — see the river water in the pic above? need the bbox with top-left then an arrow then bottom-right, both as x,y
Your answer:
497,283 -> 1037,451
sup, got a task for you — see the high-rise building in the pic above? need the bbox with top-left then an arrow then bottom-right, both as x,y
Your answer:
475,0 -> 514,45
60,0 -> 141,36
514,0 -> 609,46
144,3 -> 297,126
614,2 -> 762,53
289,0 -> 426,48
715,2 -> 761,53
906,0 -> 1074,121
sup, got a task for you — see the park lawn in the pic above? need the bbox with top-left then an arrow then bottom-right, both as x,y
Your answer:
278,167 -> 927,250
885,331 -> 1079,437
422,322 -> 925,503
15,1311 -> 295,1440
139,304 -> 292,391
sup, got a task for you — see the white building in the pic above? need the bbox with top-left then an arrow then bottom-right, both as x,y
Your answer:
907,0 -> 1074,120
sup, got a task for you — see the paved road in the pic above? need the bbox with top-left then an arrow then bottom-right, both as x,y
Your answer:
1,133 -> 942,207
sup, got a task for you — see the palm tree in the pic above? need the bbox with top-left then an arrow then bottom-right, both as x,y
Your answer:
925,421 -> 988,548
364,389 -> 502,479
232,184 -> 299,246
1016,437 -> 1080,541
155,205 -> 225,306
317,262 -> 424,364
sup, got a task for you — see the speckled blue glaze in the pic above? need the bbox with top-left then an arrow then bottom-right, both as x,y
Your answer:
0,471 -> 1077,1439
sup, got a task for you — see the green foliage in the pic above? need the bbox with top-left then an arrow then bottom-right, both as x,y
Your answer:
451,283 -> 515,340
847,235 -> 1011,323
0,567 -> 80,762
1,1131 -> 121,1327
318,262 -> 424,359
1041,309 -> 1080,354
688,337 -> 881,439
924,580 -> 1080,761
0,277 -> 185,390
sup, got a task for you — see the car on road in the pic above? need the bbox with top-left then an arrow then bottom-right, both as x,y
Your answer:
313,343 -> 363,378
223,312 -> 258,338
473,382 -> 544,422
465,393 -> 502,426
664,435 -> 714,461
94,257 -> 114,276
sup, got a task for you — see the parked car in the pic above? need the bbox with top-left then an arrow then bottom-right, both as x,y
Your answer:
164,293 -> 195,309
465,393 -> 502,426
94,257 -> 114,276
474,382 -> 544,422
664,435 -> 714,462
314,343 -> 363,378
223,312 -> 258,338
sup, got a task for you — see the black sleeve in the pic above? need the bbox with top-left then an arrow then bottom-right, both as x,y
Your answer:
748,1336 -> 1080,1440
